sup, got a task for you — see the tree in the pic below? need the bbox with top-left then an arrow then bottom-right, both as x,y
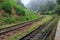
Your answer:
55,5 -> 60,15
1,0 -> 12,14
13,0 -> 25,16
27,0 -> 56,11
54,0 -> 60,15
57,0 -> 60,5
47,0 -> 56,11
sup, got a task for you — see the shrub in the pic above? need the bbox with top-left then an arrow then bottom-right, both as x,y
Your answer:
4,17 -> 16,24
16,8 -> 25,16
13,1 -> 25,16
57,0 -> 60,5
2,0 -> 12,14
15,6 -> 25,16
55,5 -> 60,15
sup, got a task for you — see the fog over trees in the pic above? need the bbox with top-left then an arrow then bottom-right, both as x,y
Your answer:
26,0 -> 56,11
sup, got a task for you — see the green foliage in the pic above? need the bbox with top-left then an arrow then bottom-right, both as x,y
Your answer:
44,11 -> 56,15
57,0 -> 60,5
0,0 -> 3,9
2,0 -> 12,14
0,4 -> 2,9
0,0 -> 41,27
24,9 -> 41,20
13,1 -> 25,16
17,9 -> 41,22
0,17 -> 16,24
3,17 -> 16,24
53,0 -> 60,15
15,7 -> 25,16
55,5 -> 60,15
0,0 -> 25,15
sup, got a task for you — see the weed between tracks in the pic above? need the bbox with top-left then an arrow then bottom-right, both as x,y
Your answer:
45,16 -> 60,40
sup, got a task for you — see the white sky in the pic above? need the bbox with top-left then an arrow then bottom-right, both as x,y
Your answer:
21,0 -> 30,5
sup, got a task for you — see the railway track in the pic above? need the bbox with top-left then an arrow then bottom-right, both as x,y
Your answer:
0,17 -> 43,40
19,17 -> 55,40
45,18 -> 59,40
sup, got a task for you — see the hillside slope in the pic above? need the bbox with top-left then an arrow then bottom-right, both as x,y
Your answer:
0,0 -> 41,28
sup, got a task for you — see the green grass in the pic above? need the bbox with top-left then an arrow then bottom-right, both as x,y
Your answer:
7,15 -> 53,40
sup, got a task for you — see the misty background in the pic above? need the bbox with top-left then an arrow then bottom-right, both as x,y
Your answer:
21,0 -> 56,11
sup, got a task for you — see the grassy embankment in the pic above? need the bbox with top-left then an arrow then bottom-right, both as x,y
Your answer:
0,10 -> 41,29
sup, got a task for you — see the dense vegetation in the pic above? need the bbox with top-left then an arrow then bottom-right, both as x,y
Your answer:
44,0 -> 60,15
0,0 -> 12,14
54,0 -> 60,15
0,0 -> 41,27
